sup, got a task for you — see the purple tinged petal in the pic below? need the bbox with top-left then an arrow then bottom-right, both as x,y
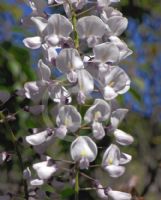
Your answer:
114,129 -> 134,146
92,122 -> 105,140
0,91 -> 10,104
56,105 -> 81,132
111,108 -> 128,129
84,99 -> 111,123
120,153 -> 132,165
102,144 -> 120,167
55,125 -> 68,139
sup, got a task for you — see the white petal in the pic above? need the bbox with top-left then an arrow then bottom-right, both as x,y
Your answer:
109,36 -> 133,60
107,16 -> 128,36
56,105 -> 81,132
77,16 -> 106,38
70,136 -> 97,162
30,179 -> 44,186
24,81 -> 47,103
31,16 -> 47,34
96,183 -> 109,199
56,48 -> 84,73
103,85 -> 117,100
111,108 -> 128,129
84,99 -> 111,123
93,42 -> 120,63
108,190 -> 132,200
33,159 -> 57,179
114,129 -> 134,146
25,130 -> 54,146
120,153 -> 132,165
37,59 -> 51,81
102,144 -> 120,166
92,122 -> 105,140
49,84 -> 71,104
97,0 -> 120,8
23,36 -> 42,49
104,165 -> 125,177
47,14 -> 73,37
77,69 -> 94,95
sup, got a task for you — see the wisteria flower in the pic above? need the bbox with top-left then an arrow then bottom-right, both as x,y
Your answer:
70,136 -> 97,169
102,144 -> 130,177
77,16 -> 106,47
84,99 -> 111,139
23,14 -> 73,49
98,66 -> 130,100
32,157 -> 57,180
56,105 -> 81,138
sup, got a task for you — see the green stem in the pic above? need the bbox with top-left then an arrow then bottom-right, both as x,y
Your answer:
75,168 -> 79,200
67,0 -> 79,49
0,112 -> 29,200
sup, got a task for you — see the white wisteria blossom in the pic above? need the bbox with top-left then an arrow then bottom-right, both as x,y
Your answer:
32,157 -> 57,180
77,16 -> 106,47
23,14 -> 73,49
97,0 -> 120,8
102,144 -> 131,177
70,136 -> 97,169
56,105 -> 81,138
84,99 -> 111,139
13,0 -> 135,198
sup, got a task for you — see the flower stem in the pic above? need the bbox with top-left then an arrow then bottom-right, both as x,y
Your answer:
75,167 -> 79,200
0,112 -> 29,200
67,0 -> 79,49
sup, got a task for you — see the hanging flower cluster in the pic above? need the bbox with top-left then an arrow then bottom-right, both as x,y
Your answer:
15,0 -> 134,199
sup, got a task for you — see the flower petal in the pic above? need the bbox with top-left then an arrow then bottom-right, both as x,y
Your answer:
108,190 -> 132,200
25,130 -> 54,146
92,122 -> 105,140
84,99 -> 111,123
31,16 -> 47,34
114,129 -> 134,146
77,16 -> 106,38
23,36 -> 42,49
47,14 -> 73,37
111,108 -> 128,129
56,48 -> 84,73
37,59 -> 51,81
104,165 -> 125,177
33,159 -> 57,179
102,144 -> 120,167
120,153 -> 132,165
93,42 -> 120,64
70,136 -> 97,163
56,105 -> 81,132
77,69 -> 94,95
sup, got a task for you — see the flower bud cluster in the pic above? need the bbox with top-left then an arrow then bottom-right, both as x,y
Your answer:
16,0 -> 134,199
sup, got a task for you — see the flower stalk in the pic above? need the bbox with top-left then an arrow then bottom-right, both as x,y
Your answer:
0,112 -> 29,200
